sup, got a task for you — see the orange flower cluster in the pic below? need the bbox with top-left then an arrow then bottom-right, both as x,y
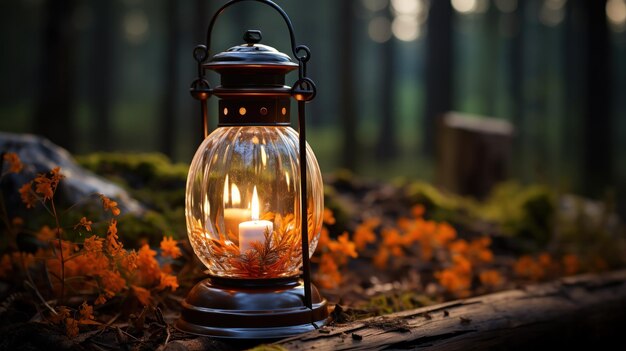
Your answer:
514,252 -> 583,281
48,302 -> 98,338
2,152 -> 23,174
314,209 -> 360,289
5,160 -> 182,317
374,205 -> 457,268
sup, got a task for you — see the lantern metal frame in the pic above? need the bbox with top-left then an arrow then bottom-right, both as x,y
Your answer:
177,0 -> 326,340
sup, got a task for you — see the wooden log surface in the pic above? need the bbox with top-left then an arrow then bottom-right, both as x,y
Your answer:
274,270 -> 626,351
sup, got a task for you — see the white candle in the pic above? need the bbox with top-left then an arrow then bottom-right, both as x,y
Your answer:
238,186 -> 273,252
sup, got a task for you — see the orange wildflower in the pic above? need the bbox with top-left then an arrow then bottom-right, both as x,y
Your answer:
19,182 -> 37,208
83,235 -> 104,255
373,246 -> 390,269
99,270 -> 126,297
479,269 -> 503,288
100,194 -> 121,216
411,204 -> 425,218
132,285 -> 152,305
353,217 -> 379,250
317,227 -> 330,248
121,250 -> 138,271
316,253 -> 342,289
514,255 -> 544,281
105,219 -> 123,256
94,294 -> 107,305
79,301 -> 94,321
136,244 -> 160,286
36,225 -> 57,242
74,217 -> 93,232
436,255 -> 472,297
65,318 -> 79,338
562,254 -> 580,276
158,273 -> 179,291
160,236 -> 182,259
323,208 -> 336,225
34,167 -> 63,201
3,152 -> 23,173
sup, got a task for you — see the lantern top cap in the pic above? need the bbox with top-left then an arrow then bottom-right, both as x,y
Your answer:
205,30 -> 298,72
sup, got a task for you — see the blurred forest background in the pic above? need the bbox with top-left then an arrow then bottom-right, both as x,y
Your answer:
1,0 -> 625,213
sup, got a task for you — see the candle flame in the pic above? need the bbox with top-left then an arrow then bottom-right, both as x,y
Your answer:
251,186 -> 259,220
231,183 -> 241,207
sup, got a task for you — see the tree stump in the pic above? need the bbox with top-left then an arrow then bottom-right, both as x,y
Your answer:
436,112 -> 514,199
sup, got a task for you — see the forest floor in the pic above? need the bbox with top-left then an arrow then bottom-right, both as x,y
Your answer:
0,152 -> 625,350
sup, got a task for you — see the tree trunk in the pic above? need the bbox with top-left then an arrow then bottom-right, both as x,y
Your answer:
90,0 -> 115,152
375,7 -> 398,161
160,0 -> 180,158
423,0 -> 453,158
33,0 -> 77,152
339,0 -> 357,171
582,0 -> 612,197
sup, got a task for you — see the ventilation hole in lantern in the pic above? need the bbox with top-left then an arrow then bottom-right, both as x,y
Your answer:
281,107 -> 287,115
223,108 -> 228,116
260,107 -> 268,116
239,107 -> 247,116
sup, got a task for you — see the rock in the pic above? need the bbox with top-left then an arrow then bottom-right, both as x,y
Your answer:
0,132 -> 144,215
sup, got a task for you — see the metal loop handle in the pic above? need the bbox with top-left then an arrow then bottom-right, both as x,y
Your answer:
204,0 -> 310,64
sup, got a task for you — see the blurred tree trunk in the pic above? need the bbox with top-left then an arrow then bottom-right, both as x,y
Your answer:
339,0 -> 357,171
423,0 -> 453,157
160,0 -> 180,158
564,0 -> 585,189
582,0 -> 612,196
33,0 -> 77,151
90,0 -> 114,151
376,6 -> 397,160
510,0 -> 526,178
191,0 -> 211,148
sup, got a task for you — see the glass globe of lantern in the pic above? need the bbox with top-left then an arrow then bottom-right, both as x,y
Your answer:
186,126 -> 323,279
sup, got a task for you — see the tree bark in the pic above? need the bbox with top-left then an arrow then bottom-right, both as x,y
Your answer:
276,270 -> 626,350
423,0 -> 453,158
160,0 -> 180,159
339,0 -> 357,171
33,0 -> 77,152
375,7 -> 398,161
582,0 -> 613,197
90,0 -> 115,152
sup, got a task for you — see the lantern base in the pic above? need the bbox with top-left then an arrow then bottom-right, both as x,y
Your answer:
176,276 -> 328,340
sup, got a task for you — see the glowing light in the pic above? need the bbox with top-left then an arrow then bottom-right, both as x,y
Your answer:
391,0 -> 420,16
494,0 -> 517,13
368,16 -> 392,43
223,175 -> 229,205
362,0 -> 389,12
261,145 -> 267,167
607,0 -> 626,31
123,10 -> 149,44
392,15 -> 420,41
231,184 -> 241,207
540,0 -> 565,27
452,0 -> 489,14
452,0 -> 477,14
251,186 -> 260,220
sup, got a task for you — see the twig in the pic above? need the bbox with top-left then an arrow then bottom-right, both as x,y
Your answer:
24,280 -> 57,315
164,324 -> 171,346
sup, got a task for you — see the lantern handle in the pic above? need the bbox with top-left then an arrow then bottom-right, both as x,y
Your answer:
202,0 -> 311,65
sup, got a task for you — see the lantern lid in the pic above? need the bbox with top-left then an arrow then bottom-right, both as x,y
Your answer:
205,30 -> 298,73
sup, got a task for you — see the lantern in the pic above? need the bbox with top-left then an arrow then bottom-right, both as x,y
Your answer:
176,0 -> 328,339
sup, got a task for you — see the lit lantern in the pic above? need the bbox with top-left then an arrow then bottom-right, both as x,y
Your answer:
176,0 -> 328,339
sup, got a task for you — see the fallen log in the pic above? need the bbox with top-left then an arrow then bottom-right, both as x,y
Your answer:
275,270 -> 626,350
